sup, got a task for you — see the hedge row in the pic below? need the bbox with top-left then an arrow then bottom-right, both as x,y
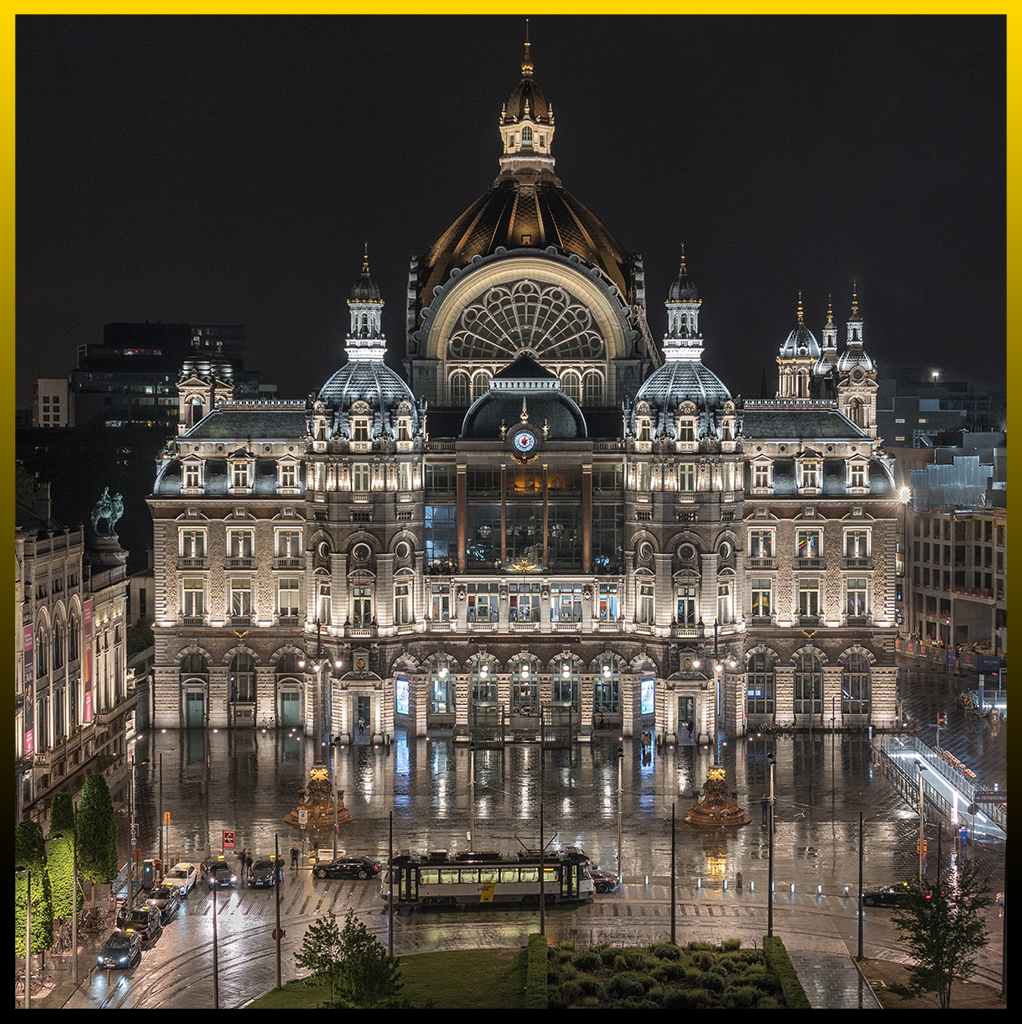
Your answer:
525,933 -> 549,1008
762,935 -> 812,1009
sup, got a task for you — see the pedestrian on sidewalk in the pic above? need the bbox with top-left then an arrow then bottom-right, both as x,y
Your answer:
290,845 -> 300,868
240,848 -> 247,881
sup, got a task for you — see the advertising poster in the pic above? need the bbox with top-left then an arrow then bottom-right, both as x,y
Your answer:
23,624 -> 34,757
83,599 -> 94,722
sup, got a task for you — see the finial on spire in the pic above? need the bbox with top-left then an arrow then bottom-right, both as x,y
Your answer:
826,294 -> 835,328
361,241 -> 371,277
679,242 -> 687,276
850,281 -> 860,318
522,18 -> 533,77
797,291 -> 805,325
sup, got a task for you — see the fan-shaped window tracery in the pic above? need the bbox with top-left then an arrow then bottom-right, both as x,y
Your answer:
447,278 -> 606,362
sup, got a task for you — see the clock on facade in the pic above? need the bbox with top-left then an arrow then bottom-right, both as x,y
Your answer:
512,428 -> 537,453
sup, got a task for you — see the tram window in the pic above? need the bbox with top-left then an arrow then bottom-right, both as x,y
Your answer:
439,869 -> 460,884
499,868 -> 519,883
544,867 -> 558,885
519,868 -> 539,883
479,868 -> 499,883
460,869 -> 480,884
420,869 -> 439,884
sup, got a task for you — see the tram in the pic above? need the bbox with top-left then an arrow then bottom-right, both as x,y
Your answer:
380,847 -> 595,909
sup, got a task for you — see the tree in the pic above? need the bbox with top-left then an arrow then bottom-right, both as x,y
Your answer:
332,907 -> 403,1007
295,912 -> 346,1002
78,774 -> 118,892
15,821 -> 54,956
295,909 -> 403,1007
48,792 -> 82,921
890,863 -> 994,1008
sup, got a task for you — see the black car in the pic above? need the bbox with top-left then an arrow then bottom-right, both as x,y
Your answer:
147,883 -> 182,921
203,857 -> 238,890
248,857 -> 285,888
589,867 -> 620,894
314,855 -> 381,880
861,882 -> 932,907
117,903 -> 163,942
97,930 -> 143,970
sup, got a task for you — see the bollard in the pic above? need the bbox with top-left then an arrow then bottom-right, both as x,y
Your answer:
750,880 -> 755,891
817,885 -> 822,895
723,879 -> 728,890
697,877 -> 702,888
790,883 -> 795,894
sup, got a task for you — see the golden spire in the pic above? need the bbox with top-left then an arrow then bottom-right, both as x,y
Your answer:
679,242 -> 687,277
361,241 -> 371,277
797,291 -> 805,325
850,281 -> 860,319
522,18 -> 533,77
825,294 -> 835,329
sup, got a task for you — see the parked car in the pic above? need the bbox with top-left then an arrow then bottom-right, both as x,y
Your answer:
164,862 -> 199,895
861,882 -> 931,907
147,883 -> 182,921
248,856 -> 285,889
203,856 -> 238,890
117,903 -> 163,943
96,929 -> 142,970
313,855 -> 381,880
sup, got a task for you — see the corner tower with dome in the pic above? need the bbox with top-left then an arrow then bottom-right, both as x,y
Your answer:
148,36 -> 898,746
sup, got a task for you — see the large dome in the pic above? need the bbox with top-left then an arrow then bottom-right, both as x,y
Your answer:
415,179 -> 635,316
634,358 -> 732,415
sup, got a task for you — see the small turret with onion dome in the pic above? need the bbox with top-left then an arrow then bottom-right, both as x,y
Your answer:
313,251 -> 424,445
835,284 -> 875,373
629,250 -> 733,445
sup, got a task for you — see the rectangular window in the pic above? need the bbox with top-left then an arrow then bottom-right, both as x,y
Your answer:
352,418 -> 370,442
180,529 -> 206,558
317,581 -> 332,625
352,462 -> 371,492
230,579 -> 252,617
398,462 -> 414,492
550,583 -> 582,623
748,529 -> 774,558
717,580 -> 733,623
637,582 -> 655,624
425,505 -> 458,570
599,583 -> 619,621
183,463 -> 202,489
849,463 -> 867,489
227,529 -> 254,558
275,529 -> 302,557
846,578 -> 869,618
800,461 -> 820,489
277,578 -> 300,618
430,583 -> 450,621
677,462 -> 696,492
675,584 -> 697,626
753,463 -> 771,489
467,582 -> 500,622
350,586 -> 373,627
796,529 -> 822,559
798,579 -> 821,617
279,462 -> 298,489
182,579 -> 205,617
750,578 -> 773,618
394,580 -> 412,625
231,462 -> 250,489
636,462 -> 652,492
844,529 -> 870,557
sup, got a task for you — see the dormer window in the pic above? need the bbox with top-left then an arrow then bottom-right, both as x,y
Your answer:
752,461 -> 772,492
182,459 -> 203,493
351,417 -> 371,443
228,455 -> 254,494
522,126 -> 533,146
848,459 -> 869,492
278,459 -> 299,493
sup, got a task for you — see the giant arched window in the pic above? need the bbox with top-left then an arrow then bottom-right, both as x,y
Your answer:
842,651 -> 871,715
561,371 -> 581,404
794,652 -> 823,716
446,278 -> 607,362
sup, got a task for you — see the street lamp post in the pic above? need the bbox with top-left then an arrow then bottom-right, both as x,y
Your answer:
617,744 -> 624,885
917,762 -> 928,882
767,754 -> 776,937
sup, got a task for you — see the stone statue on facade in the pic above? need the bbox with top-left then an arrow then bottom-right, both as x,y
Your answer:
91,487 -> 124,535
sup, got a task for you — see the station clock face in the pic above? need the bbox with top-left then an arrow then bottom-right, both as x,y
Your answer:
512,428 -> 538,454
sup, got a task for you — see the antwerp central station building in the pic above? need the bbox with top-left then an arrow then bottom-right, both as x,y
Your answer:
148,45 -> 898,746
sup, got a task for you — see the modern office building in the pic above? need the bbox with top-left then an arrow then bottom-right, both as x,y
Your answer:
148,43 -> 899,745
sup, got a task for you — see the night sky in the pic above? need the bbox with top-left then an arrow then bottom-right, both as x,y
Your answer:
16,14 -> 1006,411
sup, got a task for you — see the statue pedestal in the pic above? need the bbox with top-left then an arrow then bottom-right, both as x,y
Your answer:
683,764 -> 752,827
